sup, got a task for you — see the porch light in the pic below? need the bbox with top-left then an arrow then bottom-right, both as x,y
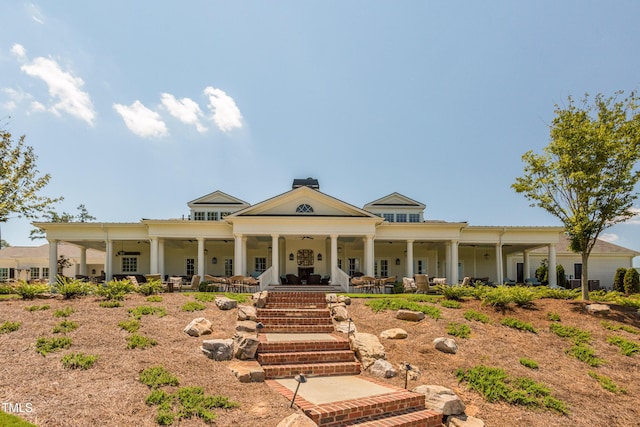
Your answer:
212,257 -> 217,264
483,252 -> 489,260
289,253 -> 294,261
204,249 -> 208,255
317,253 -> 322,261
395,258 -> 401,265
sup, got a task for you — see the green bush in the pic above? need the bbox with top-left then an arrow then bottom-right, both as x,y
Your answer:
25,304 -> 50,311
556,264 -> 567,288
0,283 -> 15,294
35,336 -> 72,356
365,298 -> 441,319
53,307 -> 76,318
139,366 -> 180,389
53,320 -> 79,334
440,299 -> 462,309
519,358 -> 539,369
601,320 -> 639,334
0,321 -> 21,334
137,279 -> 164,296
434,284 -> 471,300
480,287 -> 513,309
446,322 -> 471,338
623,268 -> 640,294
61,352 -> 98,369
546,312 -> 561,322
95,279 -> 135,301
510,287 -> 536,308
549,323 -> 591,344
147,295 -> 163,303
53,276 -> 94,299
500,317 -> 537,333
614,268 -> 627,293
536,287 -> 579,300
588,371 -> 626,394
463,309 -> 491,323
14,280 -> 50,299
566,343 -> 604,367
128,305 -> 167,320
182,301 -> 207,312
198,281 -> 213,292
99,300 -> 123,308
127,334 -> 157,349
119,319 -> 141,333
607,335 -> 640,356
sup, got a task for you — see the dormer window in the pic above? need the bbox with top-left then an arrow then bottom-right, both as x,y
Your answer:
296,204 -> 314,214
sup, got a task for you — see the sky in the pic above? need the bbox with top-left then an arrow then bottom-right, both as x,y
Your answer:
2,1 -> 640,262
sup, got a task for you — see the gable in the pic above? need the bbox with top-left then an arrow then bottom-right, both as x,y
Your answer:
364,192 -> 425,209
187,190 -> 250,208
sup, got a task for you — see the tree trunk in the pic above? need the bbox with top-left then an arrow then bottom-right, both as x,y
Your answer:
581,251 -> 589,301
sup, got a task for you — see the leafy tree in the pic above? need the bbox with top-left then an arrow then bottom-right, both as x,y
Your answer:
30,204 -> 96,240
614,268 -> 627,293
623,268 -> 640,295
557,264 -> 567,289
513,91 -> 640,300
0,239 -> 9,249
0,129 -> 62,223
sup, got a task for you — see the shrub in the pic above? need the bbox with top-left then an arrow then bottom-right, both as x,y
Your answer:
139,366 -> 180,389
128,305 -> 167,320
182,301 -> 206,312
509,287 -> 536,308
127,334 -> 157,349
61,353 -> 98,369
99,300 -> 123,308
519,358 -> 539,369
53,320 -> 79,334
198,281 -> 212,292
601,320 -> 639,335
434,284 -> 471,300
137,279 -> 164,296
95,279 -> 135,301
365,298 -> 441,319
446,322 -> 471,338
546,312 -> 561,322
537,287 -> 580,300
146,389 -> 171,405
549,323 -> 591,344
53,276 -> 94,299
25,304 -> 50,311
588,371 -> 626,394
463,310 -> 491,323
53,307 -> 76,318
480,287 -> 513,309
441,299 -> 462,309
556,264 -> 567,288
566,343 -> 604,367
147,295 -> 163,303
607,335 -> 640,356
35,336 -> 72,356
14,280 -> 49,299
119,319 -> 141,333
0,321 -> 21,334
614,268 -> 627,293
623,268 -> 640,294
500,317 -> 537,333
0,283 -> 14,294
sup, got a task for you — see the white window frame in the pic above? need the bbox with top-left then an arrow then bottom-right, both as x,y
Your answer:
348,258 -> 360,276
224,258 -> 233,277
122,257 -> 138,273
383,213 -> 394,222
0,268 -> 8,282
193,211 -> 205,221
396,213 -> 407,223
254,257 -> 267,273
409,213 -> 420,223
42,267 -> 50,279
186,258 -> 196,276
207,212 -> 218,221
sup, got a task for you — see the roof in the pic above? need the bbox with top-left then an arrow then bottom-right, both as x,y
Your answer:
292,177 -> 320,190
531,234 -> 640,256
0,243 -> 105,260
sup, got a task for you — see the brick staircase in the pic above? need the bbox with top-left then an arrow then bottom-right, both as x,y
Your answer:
258,291 -> 443,427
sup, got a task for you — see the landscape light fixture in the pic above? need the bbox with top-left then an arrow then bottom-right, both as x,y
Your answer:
290,373 -> 307,408
403,362 -> 413,389
347,318 -> 354,339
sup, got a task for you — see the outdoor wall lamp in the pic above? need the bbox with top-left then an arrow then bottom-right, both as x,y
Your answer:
289,253 -> 294,261
483,252 -> 489,260
395,258 -> 401,265
317,253 -> 322,261
204,249 -> 208,255
212,257 -> 217,264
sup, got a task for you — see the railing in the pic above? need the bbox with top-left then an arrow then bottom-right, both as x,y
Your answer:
334,269 -> 350,292
258,267 -> 273,291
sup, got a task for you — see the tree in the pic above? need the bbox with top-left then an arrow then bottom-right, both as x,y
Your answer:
623,268 -> 640,294
1,129 -> 62,223
30,204 -> 96,240
614,267 -> 627,293
513,91 -> 640,300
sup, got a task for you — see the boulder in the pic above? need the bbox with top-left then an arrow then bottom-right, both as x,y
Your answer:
585,303 -> 610,315
236,320 -> 258,333
238,305 -> 258,321
433,337 -> 458,354
338,295 -> 351,305
326,293 -> 338,303
331,305 -> 349,322
446,414 -> 485,427
253,291 -> 268,308
413,385 -> 466,416
215,296 -> 238,310
184,317 -> 212,337
396,309 -> 425,321
369,359 -> 397,378
398,363 -> 421,381
380,328 -> 408,339
350,332 -> 385,370
229,361 -> 265,383
233,332 -> 260,360
201,338 -> 234,361
335,321 -> 357,334
276,413 -> 318,427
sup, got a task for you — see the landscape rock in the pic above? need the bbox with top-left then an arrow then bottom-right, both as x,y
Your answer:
184,317 -> 212,337
215,296 -> 238,310
276,413 -> 318,427
338,295 -> 351,305
396,309 -> 425,321
380,328 -> 408,339
414,385 -> 466,416
233,332 -> 260,360
253,291 -> 268,308
446,414 -> 485,427
335,321 -> 357,334
229,361 -> 265,383
238,305 -> 258,321
349,332 -> 385,370
369,359 -> 397,378
236,320 -> 258,333
398,363 -> 421,381
585,303 -> 610,315
330,304 -> 349,321
433,337 -> 458,354
201,338 -> 234,361
326,293 -> 338,303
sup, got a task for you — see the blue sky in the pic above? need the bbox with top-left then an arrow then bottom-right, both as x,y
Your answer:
2,1 -> 640,261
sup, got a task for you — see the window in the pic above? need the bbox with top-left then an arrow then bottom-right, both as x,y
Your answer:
42,268 -> 49,279
224,258 -> 233,277
296,204 -> 314,213
348,258 -> 360,276
255,257 -> 267,273
416,259 -> 426,275
193,212 -> 205,221
207,212 -> 219,221
337,259 -> 342,270
380,259 -> 389,278
30,267 -> 39,279
221,212 -> 231,218
409,214 -> 420,223
186,258 -> 195,276
122,257 -> 138,273
0,268 -> 8,282
383,213 -> 394,222
396,213 -> 407,223
297,249 -> 314,266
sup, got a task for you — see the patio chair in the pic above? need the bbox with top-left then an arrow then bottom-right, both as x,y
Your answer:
126,275 -> 140,286
183,275 -> 201,291
415,274 -> 430,293
244,276 -> 260,293
460,276 -> 470,286
228,275 -> 246,292
378,276 -> 397,293
402,277 -> 416,293
432,277 -> 447,285
361,276 -> 377,293
350,277 -> 366,293
503,277 -> 516,286
524,277 -> 542,286
168,276 -> 183,291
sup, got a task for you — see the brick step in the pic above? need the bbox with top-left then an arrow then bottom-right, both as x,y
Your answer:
341,409 -> 443,427
263,361 -> 362,379
258,350 -> 356,365
306,391 -> 427,427
258,317 -> 333,326
261,324 -> 335,334
258,335 -> 351,353
257,308 -> 330,317
265,303 -> 327,309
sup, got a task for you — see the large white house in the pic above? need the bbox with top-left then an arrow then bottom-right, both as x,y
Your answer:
9,178 -> 636,291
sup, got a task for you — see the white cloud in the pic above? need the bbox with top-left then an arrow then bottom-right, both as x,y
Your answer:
1,87 -> 32,111
31,101 -> 46,112
27,3 -> 45,24
599,233 -> 619,243
11,44 -> 27,60
203,86 -> 242,132
160,93 -> 207,133
19,55 -> 96,125
624,207 -> 640,225
113,100 -> 168,138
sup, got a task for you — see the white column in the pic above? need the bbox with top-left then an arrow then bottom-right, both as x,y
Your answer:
444,241 -> 451,282
271,234 -> 280,285
242,236 -> 248,275
548,244 -> 557,287
523,250 -> 531,280
405,240 -> 414,278
330,234 -> 338,284
197,238 -> 205,278
79,247 -> 87,276
450,240 -> 459,285
158,239 -> 165,280
495,243 -> 503,285
48,240 -> 58,285
365,235 -> 374,276
105,240 -> 113,281
234,234 -> 243,275
150,238 -> 159,274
